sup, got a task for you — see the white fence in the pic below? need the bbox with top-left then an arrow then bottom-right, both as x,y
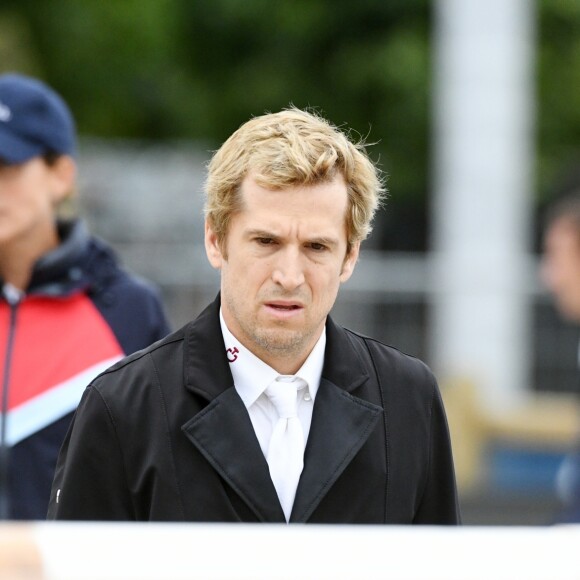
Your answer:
2,522 -> 579,580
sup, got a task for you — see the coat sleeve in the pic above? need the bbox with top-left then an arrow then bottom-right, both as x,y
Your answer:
47,385 -> 135,521
413,381 -> 461,524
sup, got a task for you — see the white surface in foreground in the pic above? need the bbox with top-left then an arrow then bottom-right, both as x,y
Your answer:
33,522 -> 580,580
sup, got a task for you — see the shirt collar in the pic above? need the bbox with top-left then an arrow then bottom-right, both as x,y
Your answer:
219,309 -> 325,409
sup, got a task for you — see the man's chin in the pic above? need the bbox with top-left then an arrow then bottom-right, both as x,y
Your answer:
254,328 -> 306,353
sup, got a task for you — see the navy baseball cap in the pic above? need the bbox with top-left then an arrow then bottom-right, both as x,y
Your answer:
0,73 -> 76,164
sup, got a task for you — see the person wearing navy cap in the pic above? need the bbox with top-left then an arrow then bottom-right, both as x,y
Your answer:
0,73 -> 171,520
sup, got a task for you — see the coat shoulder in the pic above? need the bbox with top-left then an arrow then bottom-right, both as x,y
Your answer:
341,327 -> 438,398
344,328 -> 434,380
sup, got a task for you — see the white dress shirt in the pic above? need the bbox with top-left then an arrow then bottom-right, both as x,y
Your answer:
219,310 -> 325,458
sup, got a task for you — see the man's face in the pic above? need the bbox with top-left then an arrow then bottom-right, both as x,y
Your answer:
541,217 -> 580,322
205,174 -> 359,372
0,157 -> 69,248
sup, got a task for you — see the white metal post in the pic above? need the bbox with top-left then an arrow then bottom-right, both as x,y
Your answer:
430,0 -> 535,412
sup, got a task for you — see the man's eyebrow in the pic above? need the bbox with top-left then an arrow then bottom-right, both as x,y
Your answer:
244,229 -> 340,248
308,236 -> 339,248
245,229 -> 278,239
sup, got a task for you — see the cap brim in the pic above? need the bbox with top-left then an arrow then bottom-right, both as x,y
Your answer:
0,126 -> 44,164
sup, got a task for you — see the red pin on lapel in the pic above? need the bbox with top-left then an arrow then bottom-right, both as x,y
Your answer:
226,346 -> 239,362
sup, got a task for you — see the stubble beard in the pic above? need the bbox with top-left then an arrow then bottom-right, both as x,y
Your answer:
251,324 -> 312,359
226,298 -> 319,362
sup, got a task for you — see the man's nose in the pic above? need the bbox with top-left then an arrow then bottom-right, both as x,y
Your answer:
271,247 -> 306,290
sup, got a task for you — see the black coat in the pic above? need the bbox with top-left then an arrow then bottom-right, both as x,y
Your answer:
48,296 -> 460,524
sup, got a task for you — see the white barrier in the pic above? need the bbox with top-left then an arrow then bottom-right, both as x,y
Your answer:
1,523 -> 579,580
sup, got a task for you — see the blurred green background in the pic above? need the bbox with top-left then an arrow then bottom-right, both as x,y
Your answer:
3,0 -> 580,251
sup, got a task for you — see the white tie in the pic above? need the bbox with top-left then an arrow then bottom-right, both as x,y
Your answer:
265,376 -> 306,521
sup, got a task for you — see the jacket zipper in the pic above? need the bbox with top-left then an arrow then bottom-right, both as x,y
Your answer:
0,284 -> 23,520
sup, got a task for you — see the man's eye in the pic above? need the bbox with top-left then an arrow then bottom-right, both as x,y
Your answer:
309,243 -> 327,251
257,238 -> 275,245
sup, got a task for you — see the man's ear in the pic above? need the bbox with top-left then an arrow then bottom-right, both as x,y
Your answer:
339,240 -> 360,283
205,219 -> 224,270
48,155 -> 76,204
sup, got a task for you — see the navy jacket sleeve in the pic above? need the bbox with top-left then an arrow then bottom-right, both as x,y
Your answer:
91,270 -> 171,354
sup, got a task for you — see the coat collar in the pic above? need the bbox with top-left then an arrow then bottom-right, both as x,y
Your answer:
182,294 -> 371,400
182,294 -> 234,400
181,295 -> 382,522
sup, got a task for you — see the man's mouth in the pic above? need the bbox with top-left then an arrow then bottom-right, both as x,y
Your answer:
266,302 -> 302,311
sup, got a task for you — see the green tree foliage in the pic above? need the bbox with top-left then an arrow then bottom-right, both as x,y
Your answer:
0,0 -> 430,207
1,0 -> 186,137
2,0 -> 580,242
537,0 -> 580,200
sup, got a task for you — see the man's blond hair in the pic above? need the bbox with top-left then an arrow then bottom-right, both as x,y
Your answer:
204,107 -> 386,255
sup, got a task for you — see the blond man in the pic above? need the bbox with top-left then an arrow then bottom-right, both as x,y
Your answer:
49,107 -> 460,524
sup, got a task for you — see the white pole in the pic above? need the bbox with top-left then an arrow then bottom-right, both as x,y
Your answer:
430,0 -> 536,412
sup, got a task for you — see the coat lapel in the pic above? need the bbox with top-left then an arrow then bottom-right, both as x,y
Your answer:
290,318 -> 383,522
182,387 -> 285,522
180,296 -> 285,522
291,378 -> 382,522
180,297 -> 383,523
